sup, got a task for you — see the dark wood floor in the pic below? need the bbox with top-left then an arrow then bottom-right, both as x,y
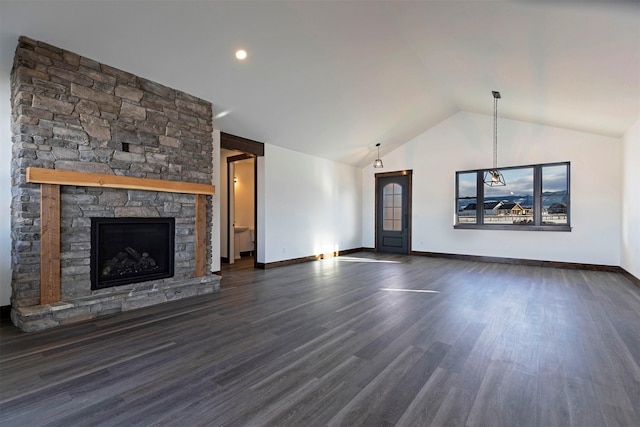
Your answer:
1,253 -> 639,426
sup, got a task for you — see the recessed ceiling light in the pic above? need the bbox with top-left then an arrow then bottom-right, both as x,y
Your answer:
235,49 -> 247,60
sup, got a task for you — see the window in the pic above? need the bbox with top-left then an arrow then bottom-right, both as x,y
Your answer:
455,162 -> 570,231
456,172 -> 477,225
383,183 -> 403,231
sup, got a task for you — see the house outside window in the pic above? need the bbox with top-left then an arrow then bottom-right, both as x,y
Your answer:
455,162 -> 570,231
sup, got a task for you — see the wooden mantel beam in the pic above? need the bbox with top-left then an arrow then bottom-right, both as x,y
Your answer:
26,167 -> 215,195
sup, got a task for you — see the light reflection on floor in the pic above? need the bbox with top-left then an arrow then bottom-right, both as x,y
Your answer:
380,288 -> 441,294
322,256 -> 401,264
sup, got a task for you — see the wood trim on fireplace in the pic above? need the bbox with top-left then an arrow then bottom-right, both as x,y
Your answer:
40,184 -> 61,304
194,194 -> 207,277
29,168 -> 215,305
27,167 -> 215,195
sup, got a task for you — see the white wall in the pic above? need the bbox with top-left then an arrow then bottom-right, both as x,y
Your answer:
621,118 -> 640,278
363,112 -> 622,266
263,144 -> 362,263
256,155 -> 266,263
0,60 -> 11,306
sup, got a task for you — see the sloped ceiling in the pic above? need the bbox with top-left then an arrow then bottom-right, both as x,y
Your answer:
1,0 -> 638,166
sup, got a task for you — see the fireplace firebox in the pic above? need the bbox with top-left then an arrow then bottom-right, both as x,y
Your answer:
91,217 -> 175,290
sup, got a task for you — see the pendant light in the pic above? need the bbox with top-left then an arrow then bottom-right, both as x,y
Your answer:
373,143 -> 384,168
483,91 -> 506,186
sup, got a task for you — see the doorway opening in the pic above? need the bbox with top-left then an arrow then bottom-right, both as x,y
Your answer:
225,152 -> 255,265
220,133 -> 264,269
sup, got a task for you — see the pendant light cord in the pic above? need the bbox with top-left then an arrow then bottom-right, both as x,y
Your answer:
493,95 -> 498,170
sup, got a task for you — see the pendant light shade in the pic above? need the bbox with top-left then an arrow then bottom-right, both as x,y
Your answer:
484,91 -> 506,187
484,169 -> 506,186
373,143 -> 384,168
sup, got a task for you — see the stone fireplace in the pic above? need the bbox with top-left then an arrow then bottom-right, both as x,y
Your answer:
10,37 -> 220,332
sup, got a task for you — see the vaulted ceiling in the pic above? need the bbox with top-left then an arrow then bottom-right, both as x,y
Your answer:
1,0 -> 638,166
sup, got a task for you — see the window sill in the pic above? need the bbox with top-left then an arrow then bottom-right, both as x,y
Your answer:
454,224 -> 572,232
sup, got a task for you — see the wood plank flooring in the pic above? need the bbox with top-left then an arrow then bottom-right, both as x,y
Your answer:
1,252 -> 639,426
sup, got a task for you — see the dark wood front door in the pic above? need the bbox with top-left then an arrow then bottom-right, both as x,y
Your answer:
376,172 -> 411,254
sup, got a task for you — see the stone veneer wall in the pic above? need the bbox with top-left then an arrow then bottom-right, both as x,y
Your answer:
10,36 -> 219,331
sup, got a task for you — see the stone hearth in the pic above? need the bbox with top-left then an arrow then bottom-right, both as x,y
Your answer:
10,37 -> 220,332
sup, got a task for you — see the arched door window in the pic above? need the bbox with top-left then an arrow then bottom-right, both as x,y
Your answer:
383,183 -> 403,231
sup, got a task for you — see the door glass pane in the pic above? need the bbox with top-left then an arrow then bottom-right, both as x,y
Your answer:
384,207 -> 394,219
383,183 -> 402,231
394,207 -> 402,220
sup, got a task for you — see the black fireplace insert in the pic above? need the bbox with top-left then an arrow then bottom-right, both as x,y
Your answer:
91,217 -> 175,290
